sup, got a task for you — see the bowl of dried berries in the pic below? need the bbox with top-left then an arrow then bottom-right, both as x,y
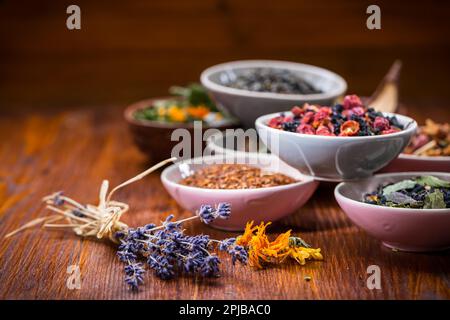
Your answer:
381,119 -> 450,173
335,172 -> 450,252
201,60 -> 347,128
255,94 -> 418,181
160,153 -> 319,231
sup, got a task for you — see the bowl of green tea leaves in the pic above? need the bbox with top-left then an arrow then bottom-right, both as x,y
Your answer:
335,172 -> 450,252
125,83 -> 238,162
364,175 -> 450,209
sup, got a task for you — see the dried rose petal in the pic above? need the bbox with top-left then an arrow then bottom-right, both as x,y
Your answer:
297,124 -> 316,135
340,120 -> 360,136
343,95 -> 363,110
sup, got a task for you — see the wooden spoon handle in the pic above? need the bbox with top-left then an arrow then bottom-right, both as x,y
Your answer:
367,60 -> 402,113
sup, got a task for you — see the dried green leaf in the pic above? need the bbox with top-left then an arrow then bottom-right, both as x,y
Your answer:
423,189 -> 446,209
382,180 -> 416,195
416,176 -> 450,188
384,192 -> 421,207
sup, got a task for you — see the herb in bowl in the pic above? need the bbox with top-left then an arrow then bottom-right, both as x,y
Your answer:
134,83 -> 228,125
404,119 -> 450,156
364,176 -> 450,209
267,94 -> 404,136
219,67 -> 323,94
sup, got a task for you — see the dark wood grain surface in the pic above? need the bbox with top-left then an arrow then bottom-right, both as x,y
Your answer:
0,105 -> 449,300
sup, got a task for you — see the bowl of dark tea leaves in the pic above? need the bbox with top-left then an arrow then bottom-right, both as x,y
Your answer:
335,172 -> 450,252
201,60 -> 347,128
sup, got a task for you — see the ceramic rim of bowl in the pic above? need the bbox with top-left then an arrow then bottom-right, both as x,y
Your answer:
398,153 -> 450,162
200,59 -> 347,101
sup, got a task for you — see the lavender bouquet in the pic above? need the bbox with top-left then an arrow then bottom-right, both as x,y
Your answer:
6,157 -> 247,290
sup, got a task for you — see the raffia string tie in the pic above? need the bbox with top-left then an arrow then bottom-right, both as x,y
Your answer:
5,157 -> 177,242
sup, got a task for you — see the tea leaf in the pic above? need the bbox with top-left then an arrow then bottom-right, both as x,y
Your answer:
382,180 -> 416,195
423,189 -> 446,209
416,176 -> 450,188
384,192 -> 421,207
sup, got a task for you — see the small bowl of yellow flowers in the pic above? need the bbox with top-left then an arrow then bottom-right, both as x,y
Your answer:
125,83 -> 239,162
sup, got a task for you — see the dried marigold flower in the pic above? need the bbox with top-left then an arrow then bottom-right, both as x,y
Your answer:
340,120 -> 360,136
288,247 -> 323,265
236,220 -> 323,270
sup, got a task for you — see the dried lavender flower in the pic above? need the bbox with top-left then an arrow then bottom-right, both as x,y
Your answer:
197,203 -> 231,224
198,204 -> 215,224
115,202 -> 249,290
216,202 -> 231,219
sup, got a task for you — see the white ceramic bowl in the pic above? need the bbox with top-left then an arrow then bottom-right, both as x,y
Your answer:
335,172 -> 450,252
201,60 -> 347,128
205,130 -> 268,157
255,112 -> 418,181
160,153 -> 319,231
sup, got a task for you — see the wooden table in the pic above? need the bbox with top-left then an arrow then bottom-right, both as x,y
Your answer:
0,107 -> 449,300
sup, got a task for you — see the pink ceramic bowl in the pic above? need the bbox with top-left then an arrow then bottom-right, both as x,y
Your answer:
335,172 -> 450,252
380,153 -> 450,173
161,153 -> 319,231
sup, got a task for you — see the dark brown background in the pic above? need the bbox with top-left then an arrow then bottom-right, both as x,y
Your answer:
1,0 -> 450,114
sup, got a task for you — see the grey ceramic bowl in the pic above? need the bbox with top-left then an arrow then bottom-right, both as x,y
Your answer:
255,112 -> 418,181
200,60 -> 347,128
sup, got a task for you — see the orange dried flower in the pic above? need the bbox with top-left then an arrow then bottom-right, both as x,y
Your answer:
186,105 -> 210,119
237,220 -> 323,269
340,120 -> 360,136
236,221 -> 258,246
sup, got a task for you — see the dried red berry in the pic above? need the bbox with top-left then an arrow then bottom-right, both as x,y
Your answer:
373,116 -> 390,131
316,125 -> 334,136
297,124 -> 315,135
313,107 -> 332,123
381,128 -> 400,135
340,120 -> 360,136
352,106 -> 365,117
343,95 -> 363,110
301,111 -> 315,124
291,106 -> 304,117
268,116 -> 284,128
